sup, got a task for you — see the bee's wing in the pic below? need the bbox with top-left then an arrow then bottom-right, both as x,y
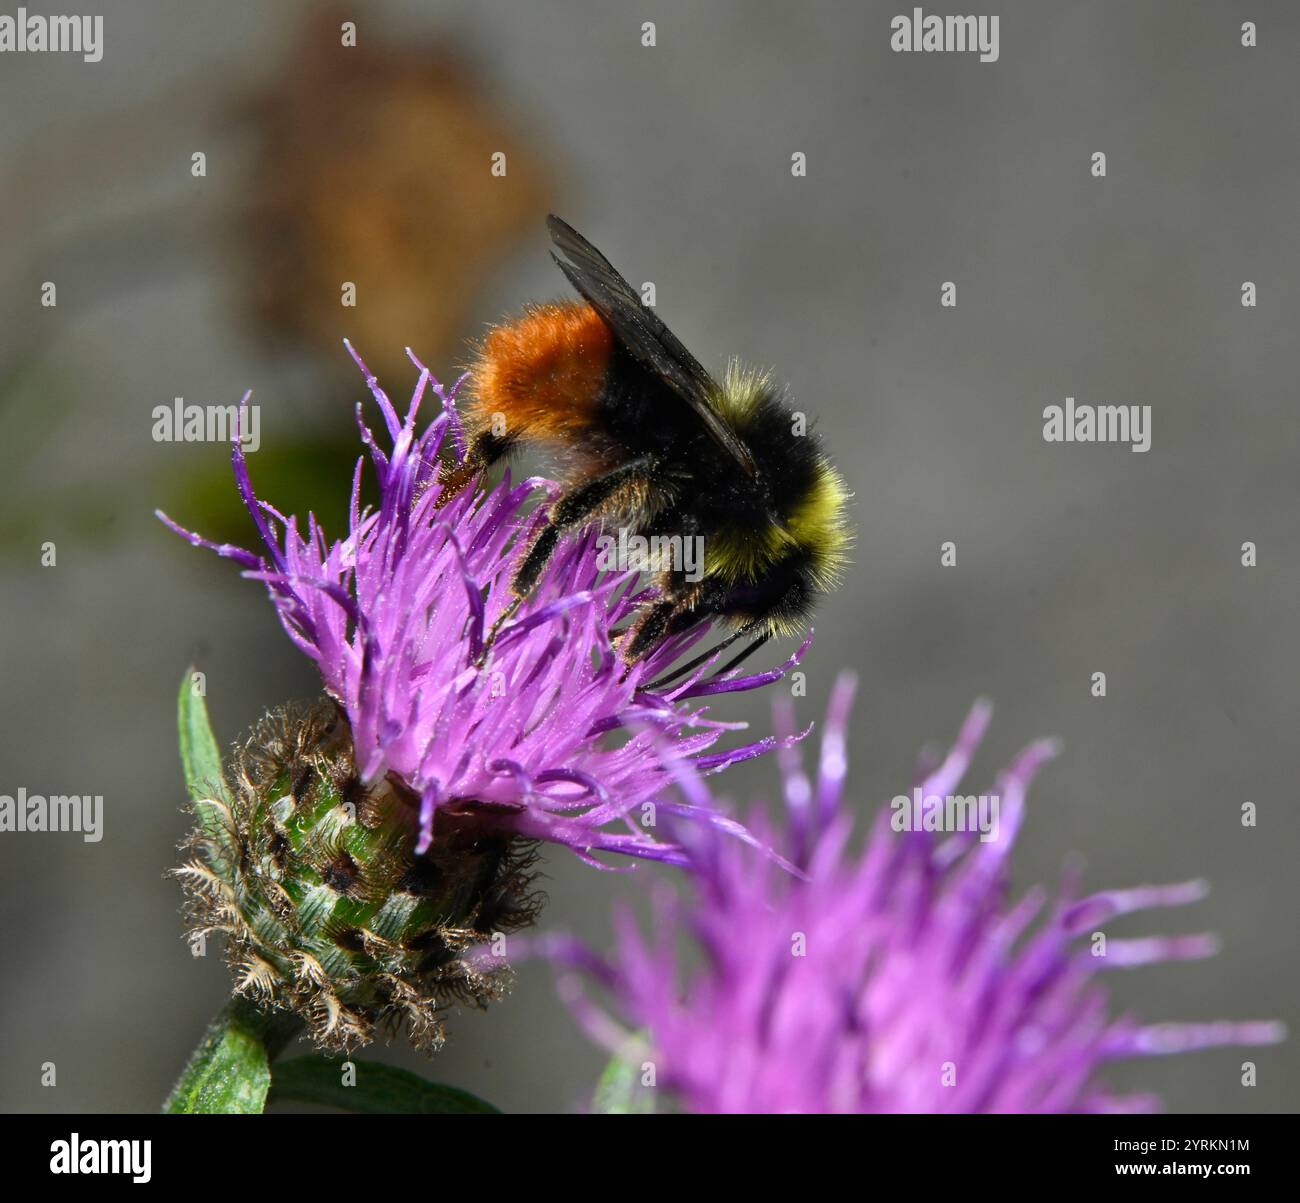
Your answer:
547,215 -> 758,476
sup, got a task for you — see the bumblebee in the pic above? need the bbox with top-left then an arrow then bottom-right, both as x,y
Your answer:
444,216 -> 850,678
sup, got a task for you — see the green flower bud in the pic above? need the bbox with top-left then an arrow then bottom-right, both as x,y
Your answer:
174,699 -> 541,1053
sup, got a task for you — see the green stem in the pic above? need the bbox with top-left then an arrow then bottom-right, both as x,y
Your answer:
163,997 -> 304,1114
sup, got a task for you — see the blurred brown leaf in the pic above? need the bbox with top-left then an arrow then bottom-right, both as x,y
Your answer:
238,8 -> 553,385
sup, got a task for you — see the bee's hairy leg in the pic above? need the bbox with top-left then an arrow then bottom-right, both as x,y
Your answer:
509,456 -> 658,598
476,594 -> 523,666
435,431 -> 513,511
434,457 -> 482,508
510,520 -> 565,600
476,456 -> 657,666
619,599 -> 679,675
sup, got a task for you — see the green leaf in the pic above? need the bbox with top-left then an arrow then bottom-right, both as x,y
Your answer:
592,1042 -> 656,1114
163,999 -> 276,1114
176,669 -> 238,867
177,668 -> 230,805
268,1057 -> 501,1114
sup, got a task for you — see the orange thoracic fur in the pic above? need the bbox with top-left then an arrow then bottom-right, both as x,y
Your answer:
464,302 -> 612,444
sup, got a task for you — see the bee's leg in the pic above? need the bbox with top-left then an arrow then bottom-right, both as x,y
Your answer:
639,617 -> 765,691
712,629 -> 771,677
617,558 -> 711,672
477,456 -> 656,662
434,457 -> 482,507
620,598 -> 679,668
434,431 -> 513,510
479,594 -> 525,660
512,455 -> 655,596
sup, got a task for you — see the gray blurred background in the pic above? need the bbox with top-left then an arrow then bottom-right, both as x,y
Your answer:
1,0 -> 1296,1113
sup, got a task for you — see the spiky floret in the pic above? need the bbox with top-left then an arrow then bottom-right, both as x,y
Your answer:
175,699 -> 542,1054
543,680 -> 1284,1113
158,346 -> 808,865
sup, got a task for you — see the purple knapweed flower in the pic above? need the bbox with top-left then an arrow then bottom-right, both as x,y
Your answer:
546,675 -> 1284,1112
159,344 -> 806,867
